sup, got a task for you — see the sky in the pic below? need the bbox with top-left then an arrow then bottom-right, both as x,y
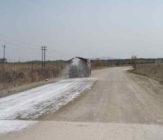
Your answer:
0,0 -> 163,61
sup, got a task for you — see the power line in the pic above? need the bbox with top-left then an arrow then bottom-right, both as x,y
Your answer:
0,34 -> 73,61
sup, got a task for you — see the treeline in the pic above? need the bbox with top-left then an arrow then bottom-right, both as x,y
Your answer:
91,58 -> 163,68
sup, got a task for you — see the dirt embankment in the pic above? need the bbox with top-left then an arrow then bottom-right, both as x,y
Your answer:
130,64 -> 163,85
0,78 -> 62,98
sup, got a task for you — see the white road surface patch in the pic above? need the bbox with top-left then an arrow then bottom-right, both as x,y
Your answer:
0,120 -> 37,134
0,78 -> 96,120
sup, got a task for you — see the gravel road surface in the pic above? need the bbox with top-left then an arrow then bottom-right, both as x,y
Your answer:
44,67 -> 163,124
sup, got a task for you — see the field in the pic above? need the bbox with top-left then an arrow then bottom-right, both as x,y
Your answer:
131,63 -> 163,84
0,62 -> 67,90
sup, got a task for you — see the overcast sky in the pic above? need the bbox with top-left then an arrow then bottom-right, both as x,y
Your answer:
0,0 -> 163,61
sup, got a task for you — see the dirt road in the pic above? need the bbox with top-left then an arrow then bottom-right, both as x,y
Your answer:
43,67 -> 163,124
1,67 -> 163,140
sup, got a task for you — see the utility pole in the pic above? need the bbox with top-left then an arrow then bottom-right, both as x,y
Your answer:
41,46 -> 47,68
3,45 -> 6,64
44,46 -> 47,67
41,46 -> 44,68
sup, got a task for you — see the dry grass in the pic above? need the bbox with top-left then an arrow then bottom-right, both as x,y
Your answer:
131,63 -> 163,84
0,63 -> 67,90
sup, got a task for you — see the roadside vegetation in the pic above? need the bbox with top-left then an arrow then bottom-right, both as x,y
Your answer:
131,63 -> 163,85
0,61 -> 67,90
